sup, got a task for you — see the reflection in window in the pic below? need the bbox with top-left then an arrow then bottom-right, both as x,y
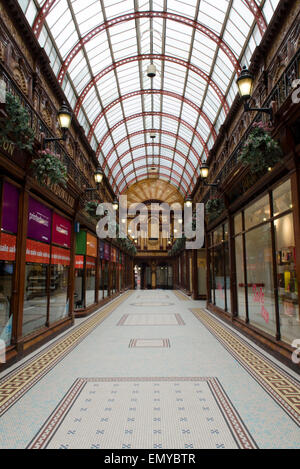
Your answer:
23,264 -> 48,336
246,224 -> 276,336
273,179 -> 293,217
86,262 -> 96,307
0,261 -> 14,345
235,235 -> 247,321
245,195 -> 270,230
74,268 -> 84,310
49,265 -> 69,323
275,213 -> 300,343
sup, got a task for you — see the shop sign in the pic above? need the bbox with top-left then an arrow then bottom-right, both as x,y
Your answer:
51,246 -> 71,266
99,240 -> 104,259
86,256 -> 96,268
75,255 -> 84,269
2,182 -> 19,234
50,183 -> 75,209
28,197 -> 52,243
104,243 -> 110,261
52,213 -> 71,248
76,230 -> 87,255
86,233 -> 97,258
0,233 -> 16,261
26,239 -> 50,264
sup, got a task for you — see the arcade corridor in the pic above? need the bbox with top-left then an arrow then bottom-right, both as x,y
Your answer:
0,290 -> 299,449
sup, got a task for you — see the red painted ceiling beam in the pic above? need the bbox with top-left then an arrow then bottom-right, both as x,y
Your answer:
102,129 -> 201,171
34,2 -> 266,43
108,143 -> 197,181
91,89 -> 217,145
57,11 -> 241,85
98,112 -> 209,159
74,54 -> 229,117
112,155 -> 195,189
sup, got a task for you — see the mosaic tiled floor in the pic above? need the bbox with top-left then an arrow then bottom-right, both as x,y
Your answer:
117,313 -> 185,326
191,308 -> 300,426
173,291 -> 190,301
129,339 -> 171,348
28,378 -> 257,449
0,290 -> 299,449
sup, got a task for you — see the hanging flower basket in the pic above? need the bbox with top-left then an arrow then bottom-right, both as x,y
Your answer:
0,92 -> 35,152
238,122 -> 283,174
31,149 -> 67,187
85,200 -> 99,217
206,198 -> 225,221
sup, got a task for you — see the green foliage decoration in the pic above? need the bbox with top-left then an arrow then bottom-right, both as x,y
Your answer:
238,122 -> 283,174
0,92 -> 35,151
31,149 -> 67,187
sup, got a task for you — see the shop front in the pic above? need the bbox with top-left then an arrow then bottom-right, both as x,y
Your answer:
207,176 -> 299,352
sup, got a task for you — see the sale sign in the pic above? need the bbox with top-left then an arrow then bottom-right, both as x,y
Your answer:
52,213 -> 71,248
0,233 -> 16,261
51,247 -> 71,266
26,239 -> 50,264
75,255 -> 84,269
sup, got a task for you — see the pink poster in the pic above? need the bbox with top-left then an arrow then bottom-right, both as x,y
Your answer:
52,213 -> 71,248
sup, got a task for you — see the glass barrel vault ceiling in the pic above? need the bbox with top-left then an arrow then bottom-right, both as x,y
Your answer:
19,0 -> 279,196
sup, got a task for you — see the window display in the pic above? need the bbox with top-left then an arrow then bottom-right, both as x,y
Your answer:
23,263 -> 48,336
86,257 -> 96,307
74,256 -> 84,310
275,213 -> 299,343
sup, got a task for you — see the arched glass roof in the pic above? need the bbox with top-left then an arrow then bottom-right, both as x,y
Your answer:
19,0 -> 280,195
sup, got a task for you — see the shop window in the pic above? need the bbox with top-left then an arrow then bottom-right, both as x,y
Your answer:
74,256 -> 84,310
245,195 -> 270,230
234,213 -> 243,235
23,263 -> 48,336
273,179 -> 293,217
245,223 -> 276,336
235,235 -> 247,321
86,257 -> 96,307
275,213 -> 299,343
197,250 -> 206,297
103,262 -> 109,298
50,264 -> 69,323
214,244 -> 226,310
0,260 -> 14,345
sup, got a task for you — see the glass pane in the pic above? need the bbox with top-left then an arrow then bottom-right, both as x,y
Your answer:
273,179 -> 293,217
104,262 -> 109,298
245,195 -> 270,230
214,225 -> 223,245
0,261 -> 14,345
275,213 -> 300,344
23,264 -> 48,336
197,250 -> 206,296
49,265 -> 69,323
74,269 -> 84,310
86,267 -> 96,306
235,235 -> 246,320
214,244 -> 225,310
225,241 -> 231,312
246,224 -> 276,336
99,262 -> 103,300
234,213 -> 243,235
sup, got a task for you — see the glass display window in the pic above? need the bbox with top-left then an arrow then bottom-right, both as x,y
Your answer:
86,257 -> 96,306
74,256 -> 84,310
274,213 -> 299,343
273,179 -> 293,217
49,247 -> 70,323
245,194 -> 270,230
23,263 -> 48,337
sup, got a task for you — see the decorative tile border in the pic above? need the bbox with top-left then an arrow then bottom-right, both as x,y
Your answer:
129,339 -> 171,348
117,313 -> 185,326
28,377 -> 257,450
191,308 -> 300,426
0,292 -> 132,418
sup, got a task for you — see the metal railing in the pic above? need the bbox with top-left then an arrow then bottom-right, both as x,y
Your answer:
207,47 -> 300,196
0,63 -> 91,190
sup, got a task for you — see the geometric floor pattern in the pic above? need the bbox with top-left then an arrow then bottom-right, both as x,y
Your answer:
129,339 -> 171,348
0,290 -> 300,449
28,378 -> 258,449
117,314 -> 185,326
0,292 -> 132,418
191,308 -> 300,427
